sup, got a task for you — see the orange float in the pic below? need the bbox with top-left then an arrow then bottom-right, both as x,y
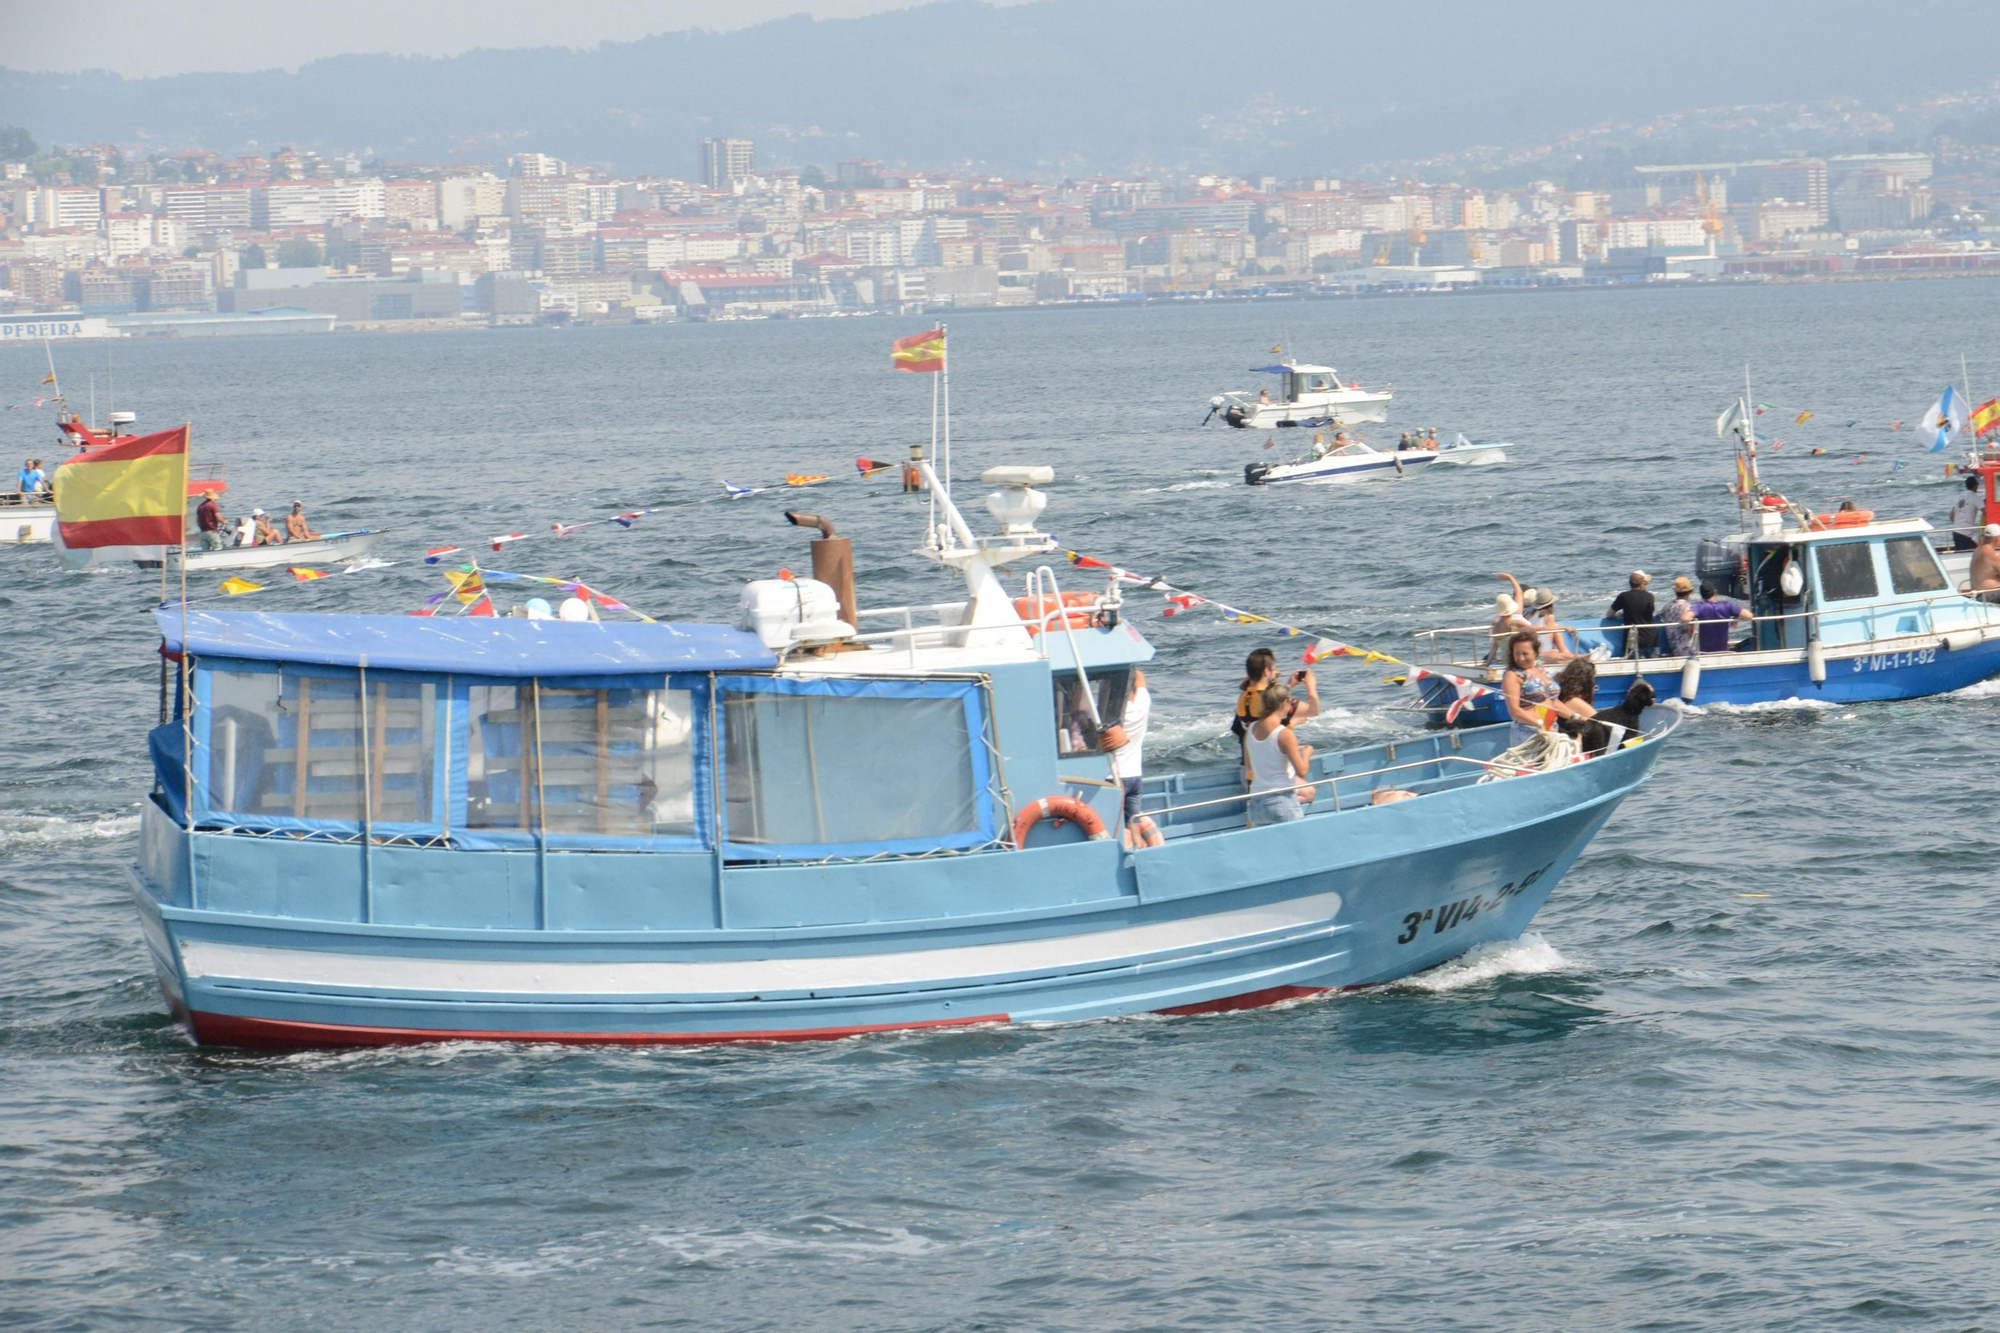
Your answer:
1012,795 -> 1110,847
1013,591 -> 1101,636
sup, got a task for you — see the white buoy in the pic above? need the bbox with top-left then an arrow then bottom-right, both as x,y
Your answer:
1679,656 -> 1702,703
557,597 -> 590,622
1807,639 -> 1827,684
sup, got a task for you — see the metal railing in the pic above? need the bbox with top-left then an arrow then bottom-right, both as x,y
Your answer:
1140,717 -> 1671,826
1412,591 -> 2000,673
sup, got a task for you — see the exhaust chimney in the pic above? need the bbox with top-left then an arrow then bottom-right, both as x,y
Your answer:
784,511 -> 857,632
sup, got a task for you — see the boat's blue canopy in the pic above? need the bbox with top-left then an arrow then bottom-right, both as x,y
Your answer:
155,609 -> 777,677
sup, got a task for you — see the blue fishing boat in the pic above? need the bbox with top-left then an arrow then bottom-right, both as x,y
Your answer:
1412,512 -> 2000,724
127,463 -> 1676,1048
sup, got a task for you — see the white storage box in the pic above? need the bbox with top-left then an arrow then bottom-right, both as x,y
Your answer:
739,578 -> 840,650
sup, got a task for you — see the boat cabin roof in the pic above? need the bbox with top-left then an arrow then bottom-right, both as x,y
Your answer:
1733,516 -> 1934,546
1250,363 -> 1336,376
155,609 -> 777,678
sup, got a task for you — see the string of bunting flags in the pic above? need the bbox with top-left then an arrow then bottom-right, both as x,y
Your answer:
216,560 -> 396,598
1061,550 -> 1499,722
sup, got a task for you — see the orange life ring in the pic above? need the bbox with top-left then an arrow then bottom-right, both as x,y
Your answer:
1012,795 -> 1110,847
1014,591 -> 1101,636
1806,508 -> 1873,531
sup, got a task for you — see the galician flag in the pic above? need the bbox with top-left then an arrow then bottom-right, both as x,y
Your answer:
1715,399 -> 1746,439
51,425 -> 190,548
1923,385 -> 1969,453
891,327 -> 946,373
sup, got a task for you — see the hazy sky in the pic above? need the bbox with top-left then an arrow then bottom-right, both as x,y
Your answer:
10,0 -> 1006,77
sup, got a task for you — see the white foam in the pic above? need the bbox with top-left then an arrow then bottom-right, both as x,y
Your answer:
1950,678 -> 2000,699
0,812 -> 142,850
1669,695 -> 1840,718
649,1219 -> 937,1265
1395,931 -> 1571,993
1141,479 -> 1231,492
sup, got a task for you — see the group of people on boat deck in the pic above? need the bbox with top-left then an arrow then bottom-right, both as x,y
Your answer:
192,490 -> 319,551
13,458 -> 50,496
1396,430 -> 1440,451
1490,569 -> 1753,665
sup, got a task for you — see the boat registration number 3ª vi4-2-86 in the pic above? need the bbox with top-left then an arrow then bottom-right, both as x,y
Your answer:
1851,648 -> 1936,673
1397,861 -> 1554,945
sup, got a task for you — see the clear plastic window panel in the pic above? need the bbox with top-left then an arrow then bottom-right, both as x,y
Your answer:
1815,542 -> 1879,602
1052,667 -> 1131,757
1884,536 -> 1948,595
467,684 -> 697,838
205,669 -> 432,824
723,690 -> 981,851
535,687 -> 698,838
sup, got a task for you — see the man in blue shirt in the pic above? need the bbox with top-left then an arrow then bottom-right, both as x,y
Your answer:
1692,582 -> 1752,653
16,459 -> 36,494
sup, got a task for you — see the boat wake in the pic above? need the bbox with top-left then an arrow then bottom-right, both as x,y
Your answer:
0,812 -> 141,851
1394,932 -> 1571,993
1669,696 -> 1842,718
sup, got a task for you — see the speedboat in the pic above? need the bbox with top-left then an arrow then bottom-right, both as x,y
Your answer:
1411,504 -> 2000,722
1429,433 -> 1511,467
133,529 -> 388,572
1245,438 -> 1435,486
124,456 -> 1675,1048
1208,360 -> 1393,429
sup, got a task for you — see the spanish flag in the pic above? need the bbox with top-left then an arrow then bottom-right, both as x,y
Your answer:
891,327 -> 945,373
52,425 -> 189,548
1973,397 -> 2000,438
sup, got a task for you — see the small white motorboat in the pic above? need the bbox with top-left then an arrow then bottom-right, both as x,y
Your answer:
133,530 -> 389,572
1430,433 -> 1512,467
1207,360 -> 1394,429
1244,439 -> 1435,486
1,493 -> 57,545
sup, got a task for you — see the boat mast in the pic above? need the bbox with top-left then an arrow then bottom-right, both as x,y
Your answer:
1740,363 -> 1762,528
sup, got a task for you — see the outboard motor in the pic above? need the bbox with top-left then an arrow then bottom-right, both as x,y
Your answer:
1223,404 -> 1248,428
1694,537 -> 1749,599
1245,462 -> 1271,486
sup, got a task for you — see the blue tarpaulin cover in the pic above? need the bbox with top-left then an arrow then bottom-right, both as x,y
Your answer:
155,609 -> 777,678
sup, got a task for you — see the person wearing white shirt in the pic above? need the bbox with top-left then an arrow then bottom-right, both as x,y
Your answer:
1950,477 -> 1983,551
1109,670 -> 1150,840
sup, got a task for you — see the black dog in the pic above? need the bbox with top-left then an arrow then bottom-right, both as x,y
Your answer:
1578,680 -> 1656,757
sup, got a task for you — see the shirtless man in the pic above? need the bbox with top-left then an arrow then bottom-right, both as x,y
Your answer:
1971,523 -> 2000,601
285,500 -> 319,542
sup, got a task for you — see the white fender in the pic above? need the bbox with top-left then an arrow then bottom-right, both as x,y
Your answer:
1679,656 -> 1701,703
1943,630 -> 1982,653
1807,639 -> 1827,684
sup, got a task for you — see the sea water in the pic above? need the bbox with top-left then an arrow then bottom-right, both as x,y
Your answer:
4,279 -> 1999,1330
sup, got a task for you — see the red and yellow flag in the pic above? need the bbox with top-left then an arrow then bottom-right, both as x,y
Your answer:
287,566 -> 329,581
52,425 -> 190,548
1973,397 -> 2000,437
891,327 -> 945,373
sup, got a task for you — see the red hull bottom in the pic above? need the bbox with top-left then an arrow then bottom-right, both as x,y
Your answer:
185,982 -> 1354,1050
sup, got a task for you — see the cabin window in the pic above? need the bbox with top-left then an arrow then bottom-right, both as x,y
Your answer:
1814,542 -> 1879,602
1884,536 -> 1948,595
1053,666 -> 1131,756
199,667 -> 436,828
466,683 -> 698,839
718,678 -> 994,859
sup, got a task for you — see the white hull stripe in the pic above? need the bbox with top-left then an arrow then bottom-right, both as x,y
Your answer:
179,891 -> 1345,997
